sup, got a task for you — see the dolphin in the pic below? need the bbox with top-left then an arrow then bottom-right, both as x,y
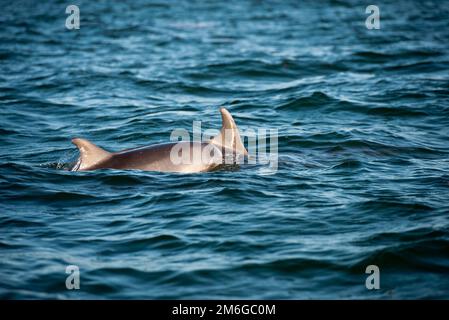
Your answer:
70,108 -> 248,173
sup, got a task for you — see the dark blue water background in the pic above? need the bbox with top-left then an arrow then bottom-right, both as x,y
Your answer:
1,0 -> 449,299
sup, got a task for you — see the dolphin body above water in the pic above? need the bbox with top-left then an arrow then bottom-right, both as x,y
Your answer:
71,108 -> 248,173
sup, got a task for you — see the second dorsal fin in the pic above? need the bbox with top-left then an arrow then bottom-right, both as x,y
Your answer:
210,108 -> 248,156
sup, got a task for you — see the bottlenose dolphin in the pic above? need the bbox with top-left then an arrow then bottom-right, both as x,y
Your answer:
71,108 -> 248,173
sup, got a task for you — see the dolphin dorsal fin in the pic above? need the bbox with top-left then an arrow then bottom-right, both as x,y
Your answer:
210,108 -> 248,156
71,138 -> 111,170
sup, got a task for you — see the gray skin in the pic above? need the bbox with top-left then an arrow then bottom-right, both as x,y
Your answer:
71,141 -> 223,173
71,108 -> 248,173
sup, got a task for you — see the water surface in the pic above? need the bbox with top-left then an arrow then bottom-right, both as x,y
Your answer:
1,0 -> 449,299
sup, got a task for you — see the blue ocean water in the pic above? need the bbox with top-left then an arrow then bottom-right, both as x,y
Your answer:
1,0 -> 449,299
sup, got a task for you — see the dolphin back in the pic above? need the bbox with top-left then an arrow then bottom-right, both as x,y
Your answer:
70,108 -> 247,173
